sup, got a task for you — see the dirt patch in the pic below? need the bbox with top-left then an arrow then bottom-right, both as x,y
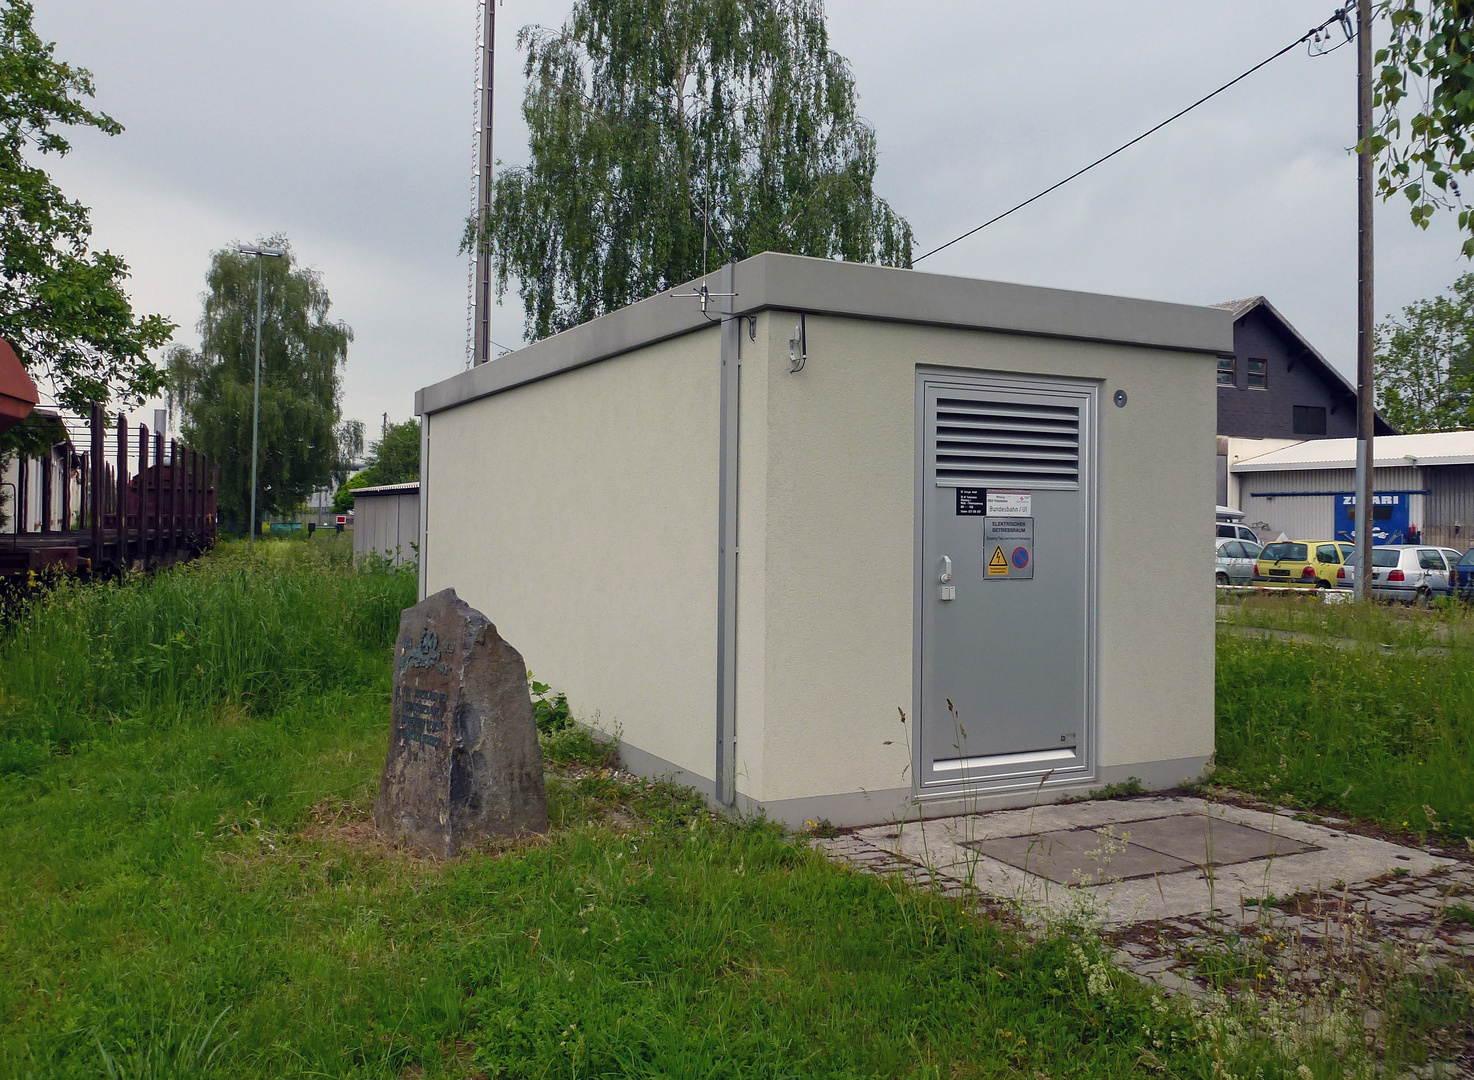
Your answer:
299,796 -> 560,864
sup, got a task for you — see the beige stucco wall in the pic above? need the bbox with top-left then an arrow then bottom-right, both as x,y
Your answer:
423,330 -> 722,782
744,314 -> 1216,806
423,309 -> 1216,816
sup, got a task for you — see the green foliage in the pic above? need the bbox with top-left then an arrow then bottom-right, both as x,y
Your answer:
0,543 -> 1317,1078
331,418 -> 418,513
0,0 -> 174,412
1370,1 -> 1474,256
529,676 -> 572,733
0,536 -> 415,766
539,722 -> 619,768
166,239 -> 351,533
1213,618 -> 1474,839
475,0 -> 912,340
1374,271 -> 1474,431
1445,900 -> 1474,926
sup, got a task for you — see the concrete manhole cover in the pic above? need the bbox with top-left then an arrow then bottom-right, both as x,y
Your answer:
963,814 -> 1318,885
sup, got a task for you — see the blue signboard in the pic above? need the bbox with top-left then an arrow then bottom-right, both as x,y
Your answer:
1334,493 -> 1410,545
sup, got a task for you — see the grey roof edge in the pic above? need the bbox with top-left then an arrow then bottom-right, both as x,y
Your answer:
351,481 -> 421,496
1234,454 -> 1474,473
417,252 -> 1234,416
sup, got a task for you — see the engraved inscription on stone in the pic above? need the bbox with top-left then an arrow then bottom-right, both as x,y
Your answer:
374,588 -> 548,855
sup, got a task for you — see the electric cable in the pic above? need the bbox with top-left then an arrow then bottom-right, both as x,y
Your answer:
913,5 -> 1356,264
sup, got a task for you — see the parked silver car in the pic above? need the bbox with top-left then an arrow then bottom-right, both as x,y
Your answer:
1367,545 -> 1459,603
1215,521 -> 1259,543
1215,536 -> 1262,585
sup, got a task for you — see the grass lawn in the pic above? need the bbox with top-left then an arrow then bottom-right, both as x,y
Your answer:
1215,595 -> 1474,841
0,545 -> 1450,1078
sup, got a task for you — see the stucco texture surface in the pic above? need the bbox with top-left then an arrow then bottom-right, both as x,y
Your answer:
746,316 -> 1216,804
423,330 -> 722,782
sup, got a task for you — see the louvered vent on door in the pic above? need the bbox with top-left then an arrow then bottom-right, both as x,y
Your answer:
934,396 -> 1080,486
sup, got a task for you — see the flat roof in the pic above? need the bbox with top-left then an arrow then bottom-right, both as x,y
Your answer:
1232,432 -> 1474,472
351,481 -> 420,496
417,252 -> 1234,416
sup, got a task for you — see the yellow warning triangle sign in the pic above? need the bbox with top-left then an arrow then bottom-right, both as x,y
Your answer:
988,545 -> 1009,575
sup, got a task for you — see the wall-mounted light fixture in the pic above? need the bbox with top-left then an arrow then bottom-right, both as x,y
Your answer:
788,314 -> 807,373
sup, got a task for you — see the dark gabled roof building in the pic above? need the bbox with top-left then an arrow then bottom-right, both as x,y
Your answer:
1211,296 -> 1394,440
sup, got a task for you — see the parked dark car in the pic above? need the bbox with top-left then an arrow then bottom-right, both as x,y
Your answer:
1456,547 -> 1474,600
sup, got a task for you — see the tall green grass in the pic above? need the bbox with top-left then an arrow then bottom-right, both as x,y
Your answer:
0,543 -> 1356,1078
0,539 -> 416,769
1215,632 -> 1474,838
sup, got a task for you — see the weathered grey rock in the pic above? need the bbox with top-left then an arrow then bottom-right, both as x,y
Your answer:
374,588 -> 548,855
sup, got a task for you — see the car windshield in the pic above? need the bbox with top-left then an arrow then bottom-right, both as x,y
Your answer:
1461,549 -> 1474,567
1260,543 -> 1306,561
1371,549 -> 1401,568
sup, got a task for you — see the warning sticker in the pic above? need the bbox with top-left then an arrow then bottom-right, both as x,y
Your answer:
982,517 -> 1034,580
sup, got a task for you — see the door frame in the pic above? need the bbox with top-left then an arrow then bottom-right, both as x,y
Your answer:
911,366 -> 1101,802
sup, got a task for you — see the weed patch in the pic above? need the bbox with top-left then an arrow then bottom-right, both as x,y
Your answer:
1213,630 -> 1474,838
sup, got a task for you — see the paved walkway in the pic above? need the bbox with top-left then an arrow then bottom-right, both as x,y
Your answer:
813,794 -> 1474,992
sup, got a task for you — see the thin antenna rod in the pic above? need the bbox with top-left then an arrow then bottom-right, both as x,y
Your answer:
472,1 -> 496,365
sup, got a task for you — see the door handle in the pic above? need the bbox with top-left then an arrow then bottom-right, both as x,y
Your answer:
939,556 -> 952,583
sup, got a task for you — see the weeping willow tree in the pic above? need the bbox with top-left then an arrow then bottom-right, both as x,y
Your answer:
166,239 -> 352,533
473,0 -> 912,341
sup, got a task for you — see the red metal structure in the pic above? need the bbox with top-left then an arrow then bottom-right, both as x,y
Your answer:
2,404 -> 217,577
0,339 -> 38,435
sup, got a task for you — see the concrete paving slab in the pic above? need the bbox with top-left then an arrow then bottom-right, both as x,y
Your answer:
968,831 -> 1192,885
1115,814 -> 1316,865
851,796 -> 1455,926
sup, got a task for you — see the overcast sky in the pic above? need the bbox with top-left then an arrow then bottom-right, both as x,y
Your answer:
34,0 -> 1469,440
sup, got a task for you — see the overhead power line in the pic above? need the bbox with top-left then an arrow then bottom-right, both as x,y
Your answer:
913,4 -> 1357,264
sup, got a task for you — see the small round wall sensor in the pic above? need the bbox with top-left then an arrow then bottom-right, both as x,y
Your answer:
1113,389 -> 1128,407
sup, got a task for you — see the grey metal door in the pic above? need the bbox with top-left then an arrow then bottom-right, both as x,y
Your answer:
917,373 -> 1095,795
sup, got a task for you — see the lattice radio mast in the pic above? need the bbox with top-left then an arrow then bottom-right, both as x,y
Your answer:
466,1 -> 496,367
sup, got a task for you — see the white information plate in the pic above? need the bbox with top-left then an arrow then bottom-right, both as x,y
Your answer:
985,489 -> 1031,517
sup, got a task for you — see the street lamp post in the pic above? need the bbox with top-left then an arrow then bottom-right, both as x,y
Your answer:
238,245 -> 286,550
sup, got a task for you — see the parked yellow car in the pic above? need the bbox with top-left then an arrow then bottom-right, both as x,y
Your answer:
1255,540 -> 1354,588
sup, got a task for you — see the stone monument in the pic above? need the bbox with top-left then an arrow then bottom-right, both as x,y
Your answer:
375,588 -> 548,855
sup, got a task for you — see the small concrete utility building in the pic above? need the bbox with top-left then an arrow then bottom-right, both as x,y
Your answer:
351,481 -> 420,565
415,254 -> 1231,826
1229,432 -> 1474,547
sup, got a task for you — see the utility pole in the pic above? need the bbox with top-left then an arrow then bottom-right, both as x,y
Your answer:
238,244 -> 285,550
472,0 -> 496,366
1354,0 -> 1375,598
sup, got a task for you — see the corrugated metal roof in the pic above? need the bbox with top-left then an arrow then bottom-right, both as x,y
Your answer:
351,481 -> 420,496
1232,432 -> 1474,472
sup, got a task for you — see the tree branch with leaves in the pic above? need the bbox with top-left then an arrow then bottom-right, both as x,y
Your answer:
0,0 -> 173,419
1372,0 -> 1474,254
470,0 -> 912,341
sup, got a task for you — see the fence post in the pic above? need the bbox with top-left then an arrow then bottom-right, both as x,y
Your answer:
116,414 -> 128,568
60,446 -> 71,532
190,448 -> 199,540
169,439 -> 180,557
90,403 -> 104,562
16,457 -> 27,535
138,423 -> 150,566
153,431 -> 163,564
